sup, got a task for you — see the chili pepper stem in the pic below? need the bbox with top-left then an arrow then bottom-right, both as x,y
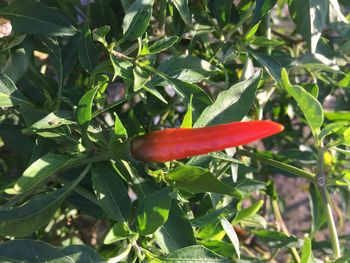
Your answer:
316,146 -> 341,259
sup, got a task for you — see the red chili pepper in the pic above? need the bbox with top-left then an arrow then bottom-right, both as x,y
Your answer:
131,120 -> 284,163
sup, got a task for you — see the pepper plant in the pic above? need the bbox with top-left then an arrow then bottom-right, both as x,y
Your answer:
0,0 -> 350,262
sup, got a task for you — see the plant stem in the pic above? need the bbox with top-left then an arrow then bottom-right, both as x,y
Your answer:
271,29 -> 304,44
316,147 -> 341,259
54,175 -> 100,206
92,97 -> 128,118
264,11 -> 272,55
236,149 -> 315,181
66,151 -> 115,169
3,152 -> 115,209
271,199 -> 301,263
110,49 -> 134,62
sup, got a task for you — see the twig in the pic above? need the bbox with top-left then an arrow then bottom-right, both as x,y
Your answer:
271,198 -> 301,263
110,49 -> 134,62
92,98 -> 128,118
271,29 -> 304,44
54,175 -> 100,206
236,149 -> 315,181
316,146 -> 341,259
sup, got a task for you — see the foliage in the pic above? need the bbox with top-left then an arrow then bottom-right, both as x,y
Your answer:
0,0 -> 349,262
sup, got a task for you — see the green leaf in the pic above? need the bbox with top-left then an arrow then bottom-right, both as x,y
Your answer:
155,55 -> 218,84
110,60 -> 133,80
21,68 -> 54,107
191,207 -> 231,227
213,0 -> 233,29
248,36 -> 284,46
249,51 -> 281,81
78,28 -> 99,74
0,73 -> 32,107
342,127 -> 350,146
0,239 -> 103,262
104,222 -> 134,244
303,83 -> 319,98
333,252 -> 350,263
281,68 -> 324,134
319,122 -> 348,141
25,111 -> 75,132
0,34 -> 26,52
127,108 -> 145,136
0,116 -> 34,158
89,0 -> 120,40
67,191 -> 107,220
41,37 -> 63,97
196,217 -> 223,240
113,112 -> 128,139
252,0 -> 277,25
180,95 -> 193,128
149,36 -> 179,54
137,187 -> 172,235
109,54 -> 122,81
2,37 -> 33,82
145,64 -> 211,114
200,240 -> 236,258
122,0 -> 154,41
194,70 -> 261,127
244,21 -> 261,40
92,25 -> 110,47
168,78 -> 212,116
295,53 -> 339,72
254,230 -> 298,248
240,214 -> 267,229
172,0 -> 192,25
133,65 -> 150,91
220,218 -> 240,259
19,104 -> 48,127
0,165 -> 89,237
10,153 -> 71,195
338,72 -> 350,88
62,34 -> 80,77
92,163 -> 131,222
143,83 -> 168,104
233,179 -> 267,195
338,39 -> 350,55
289,0 -> 328,53
160,245 -> 230,262
59,244 -> 105,262
219,45 -> 240,64
0,240 -> 70,262
301,236 -> 319,263
325,111 -> 350,121
232,200 -> 264,225
166,165 -> 242,197
0,0 -> 77,36
120,0 -> 132,11
154,202 -> 196,253
77,74 -> 109,132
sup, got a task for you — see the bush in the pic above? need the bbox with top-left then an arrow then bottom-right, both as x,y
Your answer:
0,0 -> 349,262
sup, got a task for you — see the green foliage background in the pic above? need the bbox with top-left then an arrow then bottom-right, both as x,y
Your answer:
0,0 -> 349,262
